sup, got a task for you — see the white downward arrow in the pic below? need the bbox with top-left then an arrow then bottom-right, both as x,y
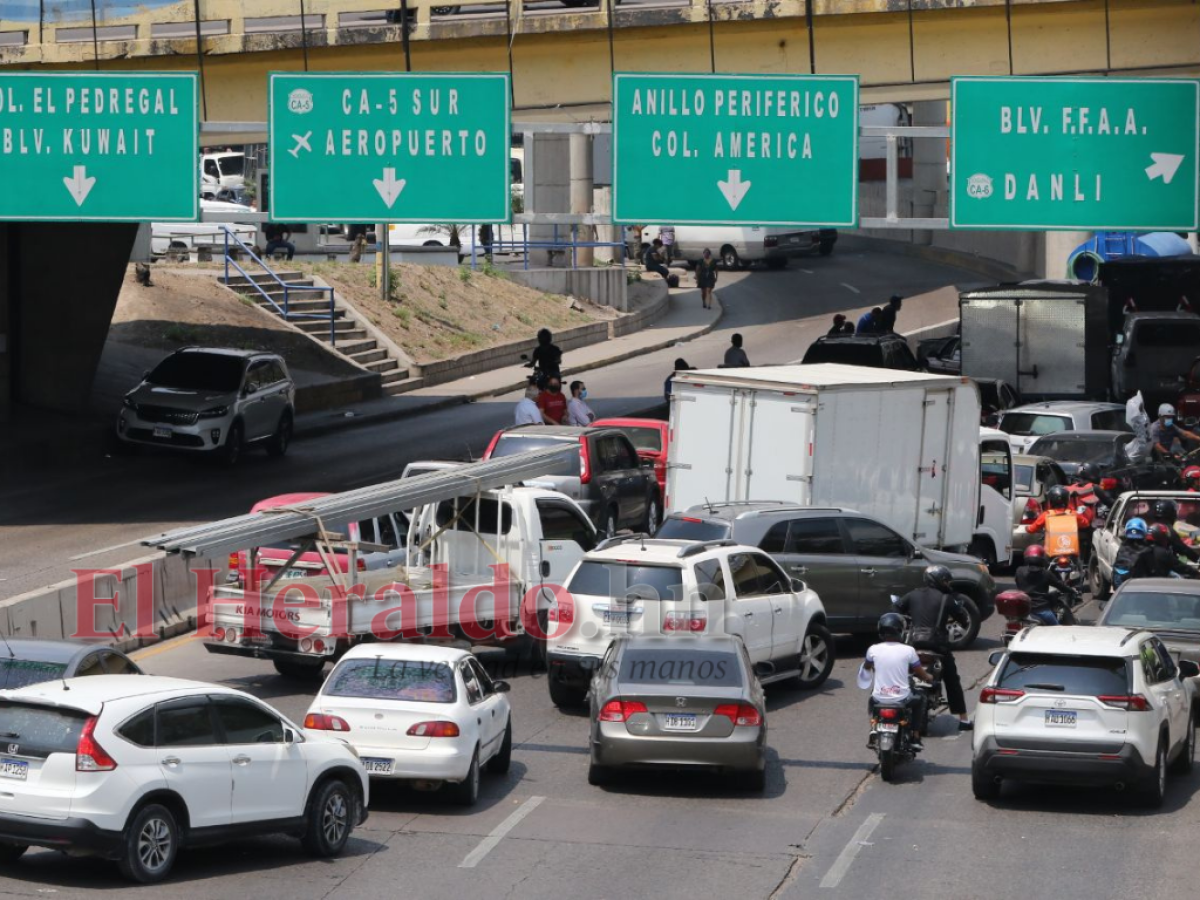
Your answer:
1146,152 -> 1185,185
373,168 -> 407,209
63,165 -> 96,207
717,169 -> 752,212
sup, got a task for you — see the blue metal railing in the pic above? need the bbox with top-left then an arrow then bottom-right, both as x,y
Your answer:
221,227 -> 339,346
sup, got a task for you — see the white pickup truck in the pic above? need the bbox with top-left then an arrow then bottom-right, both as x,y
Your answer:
1090,490 -> 1200,600
203,485 -> 598,678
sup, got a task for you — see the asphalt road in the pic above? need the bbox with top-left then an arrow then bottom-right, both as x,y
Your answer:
0,600 -> 1192,898
0,246 -> 975,597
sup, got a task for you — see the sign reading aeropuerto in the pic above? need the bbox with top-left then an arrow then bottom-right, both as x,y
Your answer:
0,72 -> 198,222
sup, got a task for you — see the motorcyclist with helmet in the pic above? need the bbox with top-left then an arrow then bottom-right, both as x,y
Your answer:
1025,485 -> 1095,534
1112,517 -> 1149,590
1184,466 -> 1200,492
1147,499 -> 1200,564
893,565 -> 973,732
1013,545 -> 1077,624
1072,462 -> 1118,511
1133,523 -> 1199,579
1151,403 -> 1200,461
862,612 -> 934,751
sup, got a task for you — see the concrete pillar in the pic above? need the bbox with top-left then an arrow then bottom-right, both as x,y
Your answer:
569,133 -> 594,268
593,187 -> 616,264
911,100 -> 948,246
528,134 -> 570,267
1039,230 -> 1091,280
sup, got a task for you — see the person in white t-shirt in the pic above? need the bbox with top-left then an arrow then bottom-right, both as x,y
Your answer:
861,612 -> 932,749
514,381 -> 545,426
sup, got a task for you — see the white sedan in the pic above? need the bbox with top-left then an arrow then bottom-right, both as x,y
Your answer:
304,644 -> 512,806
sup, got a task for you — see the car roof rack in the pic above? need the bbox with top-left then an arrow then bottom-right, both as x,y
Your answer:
677,539 -> 738,559
593,533 -> 655,552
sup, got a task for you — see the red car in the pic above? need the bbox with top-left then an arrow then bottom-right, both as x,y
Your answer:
590,418 -> 670,497
1178,355 -> 1200,423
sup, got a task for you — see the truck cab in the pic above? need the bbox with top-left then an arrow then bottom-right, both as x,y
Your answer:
978,428 -> 1016,568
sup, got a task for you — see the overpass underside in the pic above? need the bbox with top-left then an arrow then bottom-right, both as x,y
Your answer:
1,0 -> 1198,125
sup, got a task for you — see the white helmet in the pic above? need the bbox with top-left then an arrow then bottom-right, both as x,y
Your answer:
1159,403 -> 1177,418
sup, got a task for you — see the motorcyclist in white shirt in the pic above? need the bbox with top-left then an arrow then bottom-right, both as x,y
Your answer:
862,612 -> 934,750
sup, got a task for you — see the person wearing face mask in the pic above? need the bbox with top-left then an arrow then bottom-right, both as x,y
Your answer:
514,379 -> 545,426
1150,403 -> 1200,461
566,380 -> 595,426
537,376 -> 569,426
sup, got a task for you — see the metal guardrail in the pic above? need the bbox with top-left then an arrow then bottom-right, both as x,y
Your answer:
221,227 -> 339,346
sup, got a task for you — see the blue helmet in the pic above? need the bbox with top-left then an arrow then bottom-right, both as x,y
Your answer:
1124,517 -> 1148,540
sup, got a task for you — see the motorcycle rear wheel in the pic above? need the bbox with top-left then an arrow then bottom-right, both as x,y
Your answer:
879,748 -> 897,783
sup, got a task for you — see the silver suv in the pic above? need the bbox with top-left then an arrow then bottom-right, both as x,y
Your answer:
116,348 -> 295,464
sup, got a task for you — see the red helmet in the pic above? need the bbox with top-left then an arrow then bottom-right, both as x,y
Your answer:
1148,523 -> 1173,547
1184,465 -> 1200,488
1023,544 -> 1047,564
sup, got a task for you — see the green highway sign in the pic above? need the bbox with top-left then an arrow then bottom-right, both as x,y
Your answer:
951,77 -> 1200,231
611,73 -> 859,227
268,73 -> 511,223
0,72 -> 197,222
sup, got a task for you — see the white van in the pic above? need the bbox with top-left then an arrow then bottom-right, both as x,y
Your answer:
641,224 -> 837,269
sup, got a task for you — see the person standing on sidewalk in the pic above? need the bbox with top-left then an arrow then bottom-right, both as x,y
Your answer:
660,225 -> 676,263
696,248 -> 718,309
566,381 -> 596,426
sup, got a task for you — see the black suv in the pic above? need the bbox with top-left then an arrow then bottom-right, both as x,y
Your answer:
485,426 -> 659,536
800,333 -> 921,371
656,502 -> 996,649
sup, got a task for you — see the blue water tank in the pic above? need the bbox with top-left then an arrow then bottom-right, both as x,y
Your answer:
1068,232 -> 1194,283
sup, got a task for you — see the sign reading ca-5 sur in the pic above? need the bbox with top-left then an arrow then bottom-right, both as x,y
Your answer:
612,73 -> 859,227
0,72 -> 198,222
951,76 -> 1200,231
268,72 -> 511,223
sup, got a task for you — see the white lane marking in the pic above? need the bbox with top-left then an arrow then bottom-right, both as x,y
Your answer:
839,282 -> 861,294
68,538 -> 147,561
819,812 -> 886,889
800,268 -> 814,274
458,795 -> 545,868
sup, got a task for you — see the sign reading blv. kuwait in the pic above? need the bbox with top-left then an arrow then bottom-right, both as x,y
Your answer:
951,77 -> 1200,231
269,73 -> 511,223
612,73 -> 858,226
0,72 -> 197,222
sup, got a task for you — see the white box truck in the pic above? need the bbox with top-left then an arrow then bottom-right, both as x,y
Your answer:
666,364 -> 1013,566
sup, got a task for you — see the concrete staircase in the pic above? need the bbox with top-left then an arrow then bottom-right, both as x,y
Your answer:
219,270 -> 422,396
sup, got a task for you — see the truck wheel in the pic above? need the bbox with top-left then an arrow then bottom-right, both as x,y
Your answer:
274,657 -> 325,680
967,537 -> 997,572
548,672 -> 586,709
946,596 -> 982,651
720,246 -> 741,270
794,623 -> 835,690
818,242 -> 834,257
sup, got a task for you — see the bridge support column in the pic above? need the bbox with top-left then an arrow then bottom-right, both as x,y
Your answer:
570,133 -> 594,268
912,100 -> 948,247
529,134 -> 570,267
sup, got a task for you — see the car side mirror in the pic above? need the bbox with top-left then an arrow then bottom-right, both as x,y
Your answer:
910,546 -> 924,560
492,680 -> 511,694
988,651 -> 1005,666
791,577 -> 806,593
1178,660 -> 1199,679
284,728 -> 298,744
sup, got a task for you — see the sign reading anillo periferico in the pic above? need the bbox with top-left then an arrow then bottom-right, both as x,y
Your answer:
0,72 -> 198,222
268,72 -> 511,223
612,73 -> 859,227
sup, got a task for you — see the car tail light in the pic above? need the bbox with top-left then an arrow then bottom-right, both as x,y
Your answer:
214,626 -> 227,642
301,638 -> 313,652
228,552 -> 241,570
980,687 -> 1025,704
1098,694 -> 1151,711
878,707 -> 900,721
304,713 -> 351,732
313,639 -> 326,653
1055,555 -> 1072,567
1021,498 -> 1041,524
715,703 -> 762,727
662,612 -> 706,633
598,699 -> 647,722
407,721 -> 461,737
579,439 -> 592,485
547,599 -> 575,625
1101,478 -> 1119,491
225,627 -> 239,643
76,717 -> 117,772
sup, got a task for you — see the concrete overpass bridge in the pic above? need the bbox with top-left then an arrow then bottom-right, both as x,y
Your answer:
1,0 -> 1198,420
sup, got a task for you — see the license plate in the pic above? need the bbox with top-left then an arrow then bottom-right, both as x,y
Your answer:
283,569 -> 308,580
152,426 -> 171,439
361,757 -> 394,775
877,723 -> 899,733
602,611 -> 630,626
0,759 -> 28,781
1044,710 -> 1077,727
661,714 -> 697,732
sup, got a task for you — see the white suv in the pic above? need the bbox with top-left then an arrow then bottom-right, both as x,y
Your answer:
0,676 -> 368,883
544,537 -> 834,708
972,626 -> 1197,807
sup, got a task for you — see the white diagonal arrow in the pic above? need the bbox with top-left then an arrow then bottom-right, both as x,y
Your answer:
1146,152 -> 1185,185
373,168 -> 407,209
717,169 -> 751,212
63,165 -> 96,207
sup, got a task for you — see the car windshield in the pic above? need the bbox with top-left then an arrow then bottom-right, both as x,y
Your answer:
655,517 -> 732,542
613,426 -> 663,453
1028,437 -> 1116,463
998,653 -> 1128,696
618,649 -> 743,687
490,436 -> 581,475
324,659 -> 456,703
1134,320 -> 1200,348
568,562 -> 686,601
147,353 -> 245,392
0,659 -> 69,690
1091,411 -> 1131,432
1013,464 -> 1035,493
1103,591 -> 1200,630
999,413 -> 1071,437
801,341 -> 884,367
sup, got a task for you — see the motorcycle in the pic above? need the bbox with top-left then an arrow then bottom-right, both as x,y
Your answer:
998,589 -> 1077,645
1050,553 -> 1086,599
869,656 -> 945,782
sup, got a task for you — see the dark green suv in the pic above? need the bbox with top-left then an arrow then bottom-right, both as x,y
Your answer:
656,502 -> 996,649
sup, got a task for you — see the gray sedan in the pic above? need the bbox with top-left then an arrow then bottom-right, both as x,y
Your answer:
1096,579 -> 1200,667
0,639 -> 143,689
587,635 -> 767,791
